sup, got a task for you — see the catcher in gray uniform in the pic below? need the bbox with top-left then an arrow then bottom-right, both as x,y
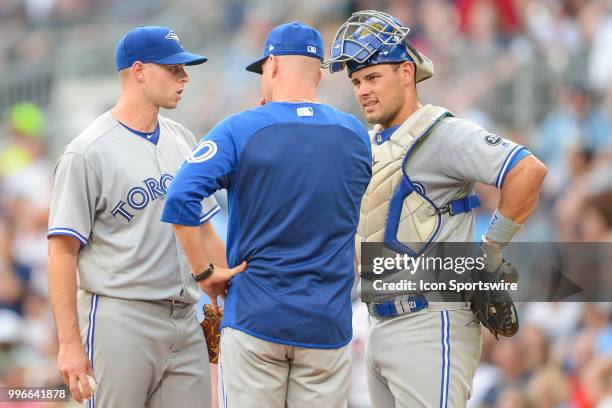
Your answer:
325,11 -> 547,408
47,26 -> 226,407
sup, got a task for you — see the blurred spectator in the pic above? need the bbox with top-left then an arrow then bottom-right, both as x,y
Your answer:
555,144 -> 595,241
456,0 -> 521,39
519,325 -> 550,373
523,303 -> 584,340
0,102 -> 51,299
588,12 -> 612,93
494,386 -> 529,408
0,219 -> 26,313
536,82 -> 611,204
0,102 -> 45,177
526,364 -> 570,408
582,168 -> 612,242
581,357 -> 612,408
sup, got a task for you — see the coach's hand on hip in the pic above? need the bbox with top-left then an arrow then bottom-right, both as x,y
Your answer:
197,261 -> 247,313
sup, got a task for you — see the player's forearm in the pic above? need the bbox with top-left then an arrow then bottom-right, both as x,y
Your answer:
47,238 -> 81,346
498,155 -> 547,224
200,222 -> 228,268
173,224 -> 211,274
210,363 -> 219,408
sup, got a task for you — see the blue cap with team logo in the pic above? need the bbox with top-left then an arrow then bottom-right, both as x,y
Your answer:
246,22 -> 324,74
115,26 -> 208,71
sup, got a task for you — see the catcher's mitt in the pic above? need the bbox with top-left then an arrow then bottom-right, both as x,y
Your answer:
200,304 -> 223,364
469,262 -> 519,339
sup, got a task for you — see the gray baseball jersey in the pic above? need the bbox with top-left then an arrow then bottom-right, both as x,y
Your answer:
405,116 -> 525,240
48,111 -> 219,303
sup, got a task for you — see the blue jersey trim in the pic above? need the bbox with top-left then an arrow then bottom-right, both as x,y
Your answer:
499,148 -> 531,188
118,121 -> 160,145
48,228 -> 88,246
199,205 -> 220,224
220,323 -> 351,350
496,146 -> 530,188
374,124 -> 401,145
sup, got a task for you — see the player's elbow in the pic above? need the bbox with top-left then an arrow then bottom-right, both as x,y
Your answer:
512,155 -> 547,189
526,156 -> 547,188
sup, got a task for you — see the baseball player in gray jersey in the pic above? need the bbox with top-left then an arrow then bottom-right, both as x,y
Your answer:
325,11 -> 547,407
47,26 -> 224,407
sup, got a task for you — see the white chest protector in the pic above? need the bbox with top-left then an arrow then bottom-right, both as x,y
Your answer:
355,105 -> 480,270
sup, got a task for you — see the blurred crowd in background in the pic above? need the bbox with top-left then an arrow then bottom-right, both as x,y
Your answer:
0,0 -> 611,407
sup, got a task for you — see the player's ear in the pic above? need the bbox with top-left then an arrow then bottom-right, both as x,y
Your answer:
315,67 -> 322,86
269,55 -> 278,78
400,61 -> 415,87
132,61 -> 146,82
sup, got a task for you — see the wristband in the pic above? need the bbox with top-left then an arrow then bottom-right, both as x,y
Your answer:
193,264 -> 214,282
484,210 -> 522,245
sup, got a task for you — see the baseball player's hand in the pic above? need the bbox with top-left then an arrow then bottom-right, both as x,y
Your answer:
58,339 -> 95,403
481,238 -> 502,273
480,238 -> 519,282
199,261 -> 247,313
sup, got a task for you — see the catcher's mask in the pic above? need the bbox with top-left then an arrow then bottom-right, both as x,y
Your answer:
322,10 -> 434,82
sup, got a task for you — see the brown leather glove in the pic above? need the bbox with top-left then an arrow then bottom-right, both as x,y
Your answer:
200,304 -> 223,364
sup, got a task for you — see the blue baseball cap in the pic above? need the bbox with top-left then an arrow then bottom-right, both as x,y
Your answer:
115,26 -> 207,71
246,22 -> 324,74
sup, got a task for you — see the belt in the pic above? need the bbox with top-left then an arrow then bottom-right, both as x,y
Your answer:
367,294 -> 428,319
367,291 -> 467,319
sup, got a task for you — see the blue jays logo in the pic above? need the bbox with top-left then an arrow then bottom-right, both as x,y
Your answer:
484,134 -> 502,146
188,140 -> 217,163
165,30 -> 181,45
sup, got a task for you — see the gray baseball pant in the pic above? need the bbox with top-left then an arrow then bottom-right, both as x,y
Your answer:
77,290 -> 211,408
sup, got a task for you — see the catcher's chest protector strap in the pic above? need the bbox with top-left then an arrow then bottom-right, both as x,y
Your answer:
383,105 -> 451,256
359,105 -> 480,258
355,105 -> 482,267
357,105 -> 449,260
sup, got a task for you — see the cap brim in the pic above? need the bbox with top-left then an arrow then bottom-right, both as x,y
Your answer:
154,51 -> 208,66
245,56 -> 268,74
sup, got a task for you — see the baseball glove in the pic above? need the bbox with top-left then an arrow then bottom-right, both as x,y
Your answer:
200,304 -> 223,364
469,262 -> 519,339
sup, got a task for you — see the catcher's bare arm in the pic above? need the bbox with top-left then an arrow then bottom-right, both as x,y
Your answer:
480,154 -> 547,273
498,155 -> 547,224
